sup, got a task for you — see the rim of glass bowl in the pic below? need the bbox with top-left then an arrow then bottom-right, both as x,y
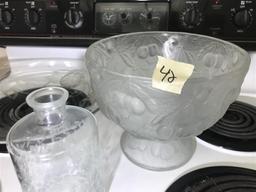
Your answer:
86,31 -> 251,80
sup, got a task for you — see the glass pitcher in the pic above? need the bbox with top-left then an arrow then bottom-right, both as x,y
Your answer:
6,87 -> 102,192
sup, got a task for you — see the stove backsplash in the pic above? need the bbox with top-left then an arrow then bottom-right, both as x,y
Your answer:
1,0 -> 256,48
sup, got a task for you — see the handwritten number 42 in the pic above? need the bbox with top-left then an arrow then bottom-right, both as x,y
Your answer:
160,65 -> 177,83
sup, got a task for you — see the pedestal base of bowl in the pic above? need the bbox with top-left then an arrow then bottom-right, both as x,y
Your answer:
120,132 -> 196,171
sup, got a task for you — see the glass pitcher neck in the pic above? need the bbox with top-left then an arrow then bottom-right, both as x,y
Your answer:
26,87 -> 69,126
33,106 -> 66,126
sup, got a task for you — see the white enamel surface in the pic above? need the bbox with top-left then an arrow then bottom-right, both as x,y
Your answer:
6,46 -> 87,60
241,52 -> 256,95
0,47 -> 256,192
110,138 -> 256,192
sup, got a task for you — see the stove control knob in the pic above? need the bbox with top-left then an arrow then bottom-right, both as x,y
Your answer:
139,11 -> 160,29
25,9 -> 40,27
120,12 -> 131,25
233,9 -> 252,28
139,11 -> 153,22
182,7 -> 202,28
64,9 -> 84,29
0,8 -> 13,26
102,12 -> 117,26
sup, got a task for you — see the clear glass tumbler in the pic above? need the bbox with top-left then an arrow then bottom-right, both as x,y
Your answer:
6,87 -> 102,192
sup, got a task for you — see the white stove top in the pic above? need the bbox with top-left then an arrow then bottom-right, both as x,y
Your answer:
1,119 -> 256,192
1,96 -> 256,192
1,47 -> 256,192
110,95 -> 256,192
111,139 -> 256,192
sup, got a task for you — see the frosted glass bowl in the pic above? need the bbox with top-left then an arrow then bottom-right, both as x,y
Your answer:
85,32 -> 250,171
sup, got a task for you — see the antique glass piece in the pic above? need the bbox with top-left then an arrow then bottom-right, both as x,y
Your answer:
86,32 -> 250,171
7,87 -> 102,191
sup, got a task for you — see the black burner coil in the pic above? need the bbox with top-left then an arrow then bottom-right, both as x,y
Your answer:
198,101 -> 256,152
166,166 -> 256,192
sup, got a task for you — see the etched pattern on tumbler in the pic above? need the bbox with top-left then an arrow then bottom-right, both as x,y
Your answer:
7,87 -> 103,191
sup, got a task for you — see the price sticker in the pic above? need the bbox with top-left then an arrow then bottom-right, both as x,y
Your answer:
152,56 -> 195,94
